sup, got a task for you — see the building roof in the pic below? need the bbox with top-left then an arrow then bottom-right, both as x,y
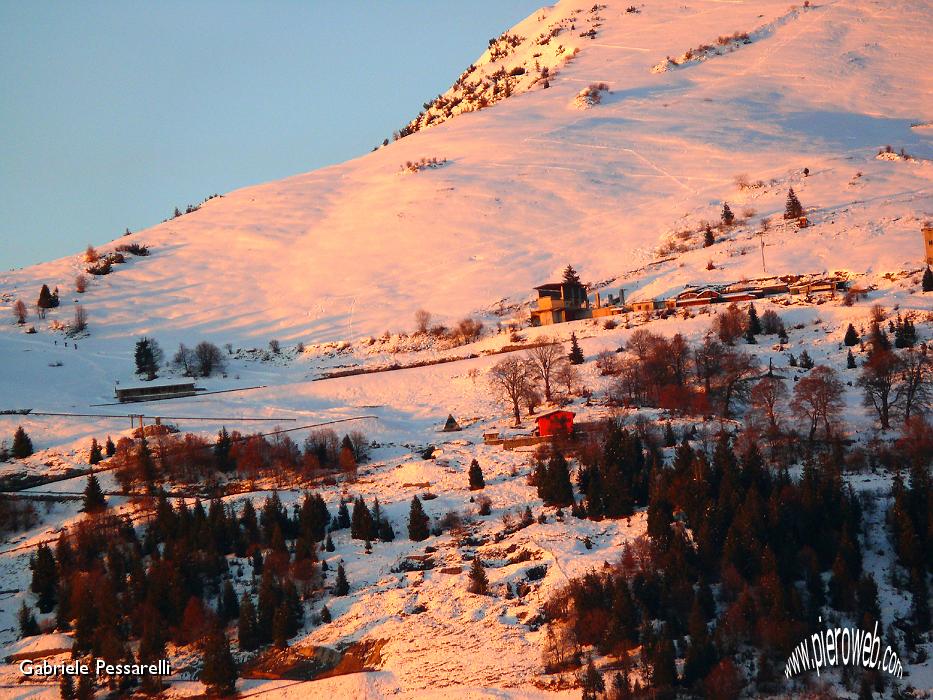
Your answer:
535,409 -> 575,420
115,379 -> 196,392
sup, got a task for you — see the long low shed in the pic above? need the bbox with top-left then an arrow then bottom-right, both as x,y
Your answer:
114,381 -> 198,403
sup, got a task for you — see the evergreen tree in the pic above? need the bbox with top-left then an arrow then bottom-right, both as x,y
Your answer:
325,533 -> 335,552
923,266 -> 933,292
350,496 -> 374,541
844,323 -> 860,346
540,451 -> 575,507
468,459 -> 485,490
568,333 -> 585,365
378,518 -> 395,542
651,634 -> 677,688
104,436 -> 115,457
220,580 -> 239,623
83,474 -> 106,513
784,188 -> 804,219
18,601 -> 39,637
11,426 -> 33,458
30,543 -> 58,613
59,674 -> 75,700
201,628 -> 238,696
847,349 -> 857,369
213,428 -> 234,472
747,303 -> 762,335
37,283 -> 58,309
336,501 -> 351,530
75,673 -> 94,700
134,337 -> 162,380
320,605 -> 332,623
237,597 -> 259,652
138,614 -> 167,693
408,496 -> 430,541
272,603 -> 290,648
798,349 -> 814,369
88,438 -> 103,465
562,265 -> 581,284
580,655 -> 605,700
721,202 -> 735,226
703,226 -> 715,247
334,563 -> 350,596
468,556 -> 488,595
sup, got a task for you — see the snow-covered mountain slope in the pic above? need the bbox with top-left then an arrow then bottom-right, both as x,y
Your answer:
2,0 -> 930,348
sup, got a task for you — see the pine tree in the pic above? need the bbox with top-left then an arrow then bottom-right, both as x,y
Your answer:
138,614 -> 167,693
747,303 -> 762,335
104,436 -> 115,457
237,597 -> 259,652
320,605 -> 332,623
798,349 -> 814,369
75,673 -> 94,700
721,202 -> 735,226
214,428 -> 234,472
562,265 -> 581,284
18,601 -> 39,637
847,349 -> 857,369
407,496 -> 430,541
220,580 -> 239,623
30,543 -> 58,613
201,628 -> 238,696
59,674 -> 75,700
784,188 -> 804,219
325,533 -> 335,552
843,323 -> 859,346
378,518 -> 395,542
580,655 -> 605,700
334,563 -> 350,596
336,501 -> 351,529
542,451 -> 575,507
11,426 -> 33,458
703,226 -> 715,247
37,283 -> 58,309
468,459 -> 485,490
272,603 -> 290,648
83,474 -> 106,513
88,438 -> 103,465
568,333 -> 585,365
467,556 -> 488,594
134,337 -> 162,380
350,496 -> 374,541
923,266 -> 933,292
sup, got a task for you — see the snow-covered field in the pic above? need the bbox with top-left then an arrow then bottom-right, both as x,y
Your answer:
1,0 -> 931,697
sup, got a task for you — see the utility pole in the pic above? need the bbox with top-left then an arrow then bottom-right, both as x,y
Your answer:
757,232 -> 767,273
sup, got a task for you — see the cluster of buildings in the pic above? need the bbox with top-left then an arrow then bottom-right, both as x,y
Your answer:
529,275 -> 847,326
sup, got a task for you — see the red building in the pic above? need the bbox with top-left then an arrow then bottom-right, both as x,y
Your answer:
535,410 -> 575,437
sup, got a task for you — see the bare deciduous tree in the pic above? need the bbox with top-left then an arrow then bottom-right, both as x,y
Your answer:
414,309 -> 432,334
173,343 -> 196,376
857,349 -> 901,430
715,303 -> 745,345
489,357 -> 535,425
72,305 -> 87,333
714,348 -> 760,418
194,341 -> 225,377
12,300 -> 27,324
75,274 -> 88,293
526,339 -> 564,401
791,365 -> 844,440
897,347 -> 931,422
749,376 -> 788,432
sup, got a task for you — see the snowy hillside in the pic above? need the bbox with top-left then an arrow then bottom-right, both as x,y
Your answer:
1,0 -> 932,699
1,0 -> 930,348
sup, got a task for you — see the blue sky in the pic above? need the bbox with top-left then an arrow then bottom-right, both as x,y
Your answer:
0,1 -> 543,269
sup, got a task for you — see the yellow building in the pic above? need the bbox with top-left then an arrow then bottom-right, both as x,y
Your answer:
924,226 -> 933,265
